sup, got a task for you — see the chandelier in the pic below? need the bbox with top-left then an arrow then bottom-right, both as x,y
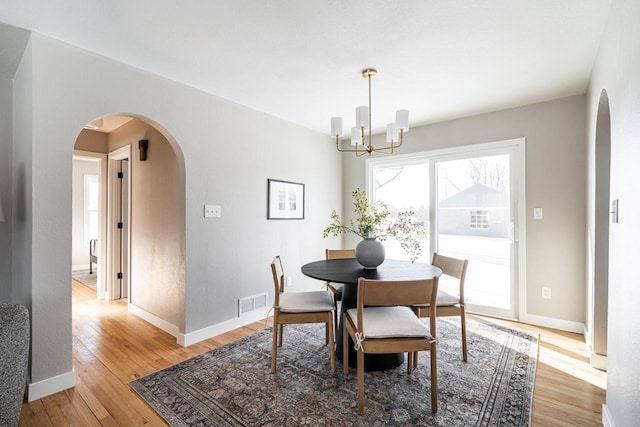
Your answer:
330,68 -> 409,156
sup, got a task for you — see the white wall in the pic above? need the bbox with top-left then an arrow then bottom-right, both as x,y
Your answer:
342,95 -> 587,328
12,39 -> 33,313
71,158 -> 99,269
587,0 -> 640,425
0,78 -> 12,302
12,32 -> 342,398
0,23 -> 29,303
107,119 -> 185,330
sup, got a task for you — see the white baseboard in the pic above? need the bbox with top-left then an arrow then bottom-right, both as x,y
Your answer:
72,264 -> 90,272
602,403 -> 614,427
128,304 -> 271,348
179,307 -> 271,347
519,313 -> 584,334
129,304 -> 180,338
583,324 -> 608,371
583,323 -> 593,351
590,352 -> 607,371
27,369 -> 76,401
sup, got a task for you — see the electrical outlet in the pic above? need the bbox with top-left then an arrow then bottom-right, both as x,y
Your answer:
285,276 -> 292,287
533,207 -> 544,220
203,204 -> 221,218
541,286 -> 551,299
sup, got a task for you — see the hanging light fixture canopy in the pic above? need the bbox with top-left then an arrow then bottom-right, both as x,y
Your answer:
83,118 -> 104,130
330,68 -> 409,156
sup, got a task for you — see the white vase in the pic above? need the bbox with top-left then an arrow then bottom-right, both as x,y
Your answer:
355,238 -> 385,269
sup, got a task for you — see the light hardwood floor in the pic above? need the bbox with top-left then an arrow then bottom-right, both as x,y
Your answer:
19,281 -> 605,426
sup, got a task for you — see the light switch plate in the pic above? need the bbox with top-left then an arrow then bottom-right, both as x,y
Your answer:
533,207 -> 543,220
541,286 -> 551,299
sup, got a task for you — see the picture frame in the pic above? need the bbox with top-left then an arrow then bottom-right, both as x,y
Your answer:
267,179 -> 305,220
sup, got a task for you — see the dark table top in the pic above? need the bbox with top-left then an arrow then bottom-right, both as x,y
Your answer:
301,258 -> 442,285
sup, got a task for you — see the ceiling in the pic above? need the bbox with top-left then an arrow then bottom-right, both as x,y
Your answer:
83,116 -> 133,133
0,1 -> 612,135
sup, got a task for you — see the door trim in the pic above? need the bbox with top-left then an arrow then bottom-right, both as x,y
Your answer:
107,145 -> 131,301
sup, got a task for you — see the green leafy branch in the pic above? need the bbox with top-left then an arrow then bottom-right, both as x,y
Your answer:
323,188 -> 427,262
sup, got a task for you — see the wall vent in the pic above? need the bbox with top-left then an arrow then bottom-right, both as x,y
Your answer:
238,292 -> 269,317
239,297 -> 253,316
254,293 -> 268,310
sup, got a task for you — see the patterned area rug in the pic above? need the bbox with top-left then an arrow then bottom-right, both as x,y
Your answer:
130,317 -> 537,426
72,271 -> 97,290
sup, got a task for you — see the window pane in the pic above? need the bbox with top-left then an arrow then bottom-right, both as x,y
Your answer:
87,180 -> 99,210
84,174 -> 99,245
373,163 -> 430,263
436,154 -> 511,311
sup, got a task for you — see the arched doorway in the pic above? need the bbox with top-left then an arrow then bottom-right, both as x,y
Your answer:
592,89 -> 611,370
72,114 -> 186,337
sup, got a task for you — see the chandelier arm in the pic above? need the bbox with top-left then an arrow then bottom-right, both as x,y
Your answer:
371,147 -> 396,155
368,130 -> 404,155
335,136 -> 371,154
395,129 -> 404,149
335,136 -> 357,152
388,129 -> 405,150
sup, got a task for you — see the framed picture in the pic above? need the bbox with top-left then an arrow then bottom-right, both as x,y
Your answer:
267,179 -> 305,220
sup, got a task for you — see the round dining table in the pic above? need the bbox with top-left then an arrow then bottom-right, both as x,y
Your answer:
301,258 -> 442,371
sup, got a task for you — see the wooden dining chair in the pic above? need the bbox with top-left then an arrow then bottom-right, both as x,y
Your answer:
343,276 -> 439,415
270,256 -> 336,374
325,248 -> 356,330
414,253 -> 469,361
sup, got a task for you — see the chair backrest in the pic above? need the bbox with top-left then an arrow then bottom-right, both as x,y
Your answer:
431,253 -> 468,301
270,256 -> 285,306
357,277 -> 439,308
326,249 -> 356,260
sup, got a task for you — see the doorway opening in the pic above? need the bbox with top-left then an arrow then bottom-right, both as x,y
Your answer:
71,114 -> 186,340
71,153 -> 106,298
591,89 -> 611,370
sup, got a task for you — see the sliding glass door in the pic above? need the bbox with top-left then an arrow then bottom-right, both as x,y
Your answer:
434,152 -> 514,317
368,139 -> 524,319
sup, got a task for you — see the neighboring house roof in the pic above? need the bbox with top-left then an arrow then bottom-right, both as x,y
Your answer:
439,183 -> 509,209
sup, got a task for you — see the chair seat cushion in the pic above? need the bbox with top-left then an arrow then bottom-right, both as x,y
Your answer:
414,289 -> 460,308
347,306 -> 431,338
279,291 -> 335,313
